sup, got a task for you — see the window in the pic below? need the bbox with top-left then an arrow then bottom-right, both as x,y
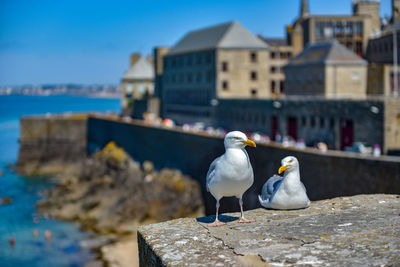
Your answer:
270,66 -> 277,73
250,52 -> 257,62
250,71 -> 258,81
187,73 -> 192,83
345,21 -> 353,37
138,83 -> 146,94
318,73 -> 324,82
251,89 -> 257,97
330,118 -> 335,129
206,71 -> 212,83
222,80 -> 229,90
270,52 -> 276,59
126,84 -> 133,93
320,117 -> 325,128
311,117 -> 316,127
325,21 -> 334,39
351,71 -> 360,82
301,117 -> 306,126
222,62 -> 228,72
271,81 -> 276,93
205,52 -> 212,64
280,81 -> 285,93
297,74 -> 302,83
335,21 -> 344,37
196,72 -> 202,82
355,21 -> 363,37
196,54 -> 202,65
187,55 -> 192,66
316,21 -> 324,39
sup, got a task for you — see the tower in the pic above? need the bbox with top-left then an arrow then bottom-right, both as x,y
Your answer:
393,0 -> 400,22
352,0 -> 380,33
300,0 -> 310,18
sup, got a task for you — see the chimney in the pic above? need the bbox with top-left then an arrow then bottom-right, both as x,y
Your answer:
393,0 -> 400,22
130,53 -> 141,67
300,0 -> 310,18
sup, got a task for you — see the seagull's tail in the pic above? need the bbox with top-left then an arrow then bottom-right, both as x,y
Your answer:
258,195 -> 269,208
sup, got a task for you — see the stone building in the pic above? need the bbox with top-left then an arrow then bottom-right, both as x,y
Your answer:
160,21 -> 270,124
366,19 -> 400,96
121,54 -> 154,115
214,98 -> 400,154
284,40 -> 367,98
287,0 -> 381,57
258,38 -> 293,97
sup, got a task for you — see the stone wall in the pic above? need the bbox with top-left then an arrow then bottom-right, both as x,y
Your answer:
325,64 -> 367,98
217,49 -> 270,99
138,194 -> 400,266
87,117 -> 400,215
17,114 -> 87,174
215,98 -> 384,150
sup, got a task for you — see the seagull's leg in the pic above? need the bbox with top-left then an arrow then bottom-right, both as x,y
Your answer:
239,197 -> 255,223
208,199 -> 226,227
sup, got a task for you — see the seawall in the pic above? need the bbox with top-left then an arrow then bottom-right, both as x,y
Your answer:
17,114 -> 87,174
87,116 -> 400,215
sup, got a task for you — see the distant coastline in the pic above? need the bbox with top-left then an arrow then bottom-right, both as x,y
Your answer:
0,83 -> 121,98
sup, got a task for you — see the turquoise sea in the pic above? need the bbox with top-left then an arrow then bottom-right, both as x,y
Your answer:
0,95 -> 120,267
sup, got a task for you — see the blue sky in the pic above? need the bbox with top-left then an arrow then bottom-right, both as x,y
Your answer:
0,0 -> 392,85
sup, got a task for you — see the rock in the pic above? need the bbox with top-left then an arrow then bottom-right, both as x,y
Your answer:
142,161 -> 154,175
38,142 -> 204,235
101,235 -> 139,267
79,236 -> 113,250
138,194 -> 400,266
1,197 -> 12,205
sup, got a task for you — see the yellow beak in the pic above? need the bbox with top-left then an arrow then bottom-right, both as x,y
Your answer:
241,139 -> 256,147
278,165 -> 289,174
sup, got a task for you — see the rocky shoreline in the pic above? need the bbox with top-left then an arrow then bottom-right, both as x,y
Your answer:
19,142 -> 204,266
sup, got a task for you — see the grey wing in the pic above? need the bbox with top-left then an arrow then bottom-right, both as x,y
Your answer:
261,174 -> 283,200
206,156 -> 222,192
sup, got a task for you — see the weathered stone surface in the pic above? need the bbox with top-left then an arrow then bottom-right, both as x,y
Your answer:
138,194 -> 400,266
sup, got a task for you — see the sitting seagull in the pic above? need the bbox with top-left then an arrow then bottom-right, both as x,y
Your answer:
206,131 -> 256,227
258,156 -> 310,210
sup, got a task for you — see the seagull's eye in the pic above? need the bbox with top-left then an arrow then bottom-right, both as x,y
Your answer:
234,137 -> 239,140
289,159 -> 294,163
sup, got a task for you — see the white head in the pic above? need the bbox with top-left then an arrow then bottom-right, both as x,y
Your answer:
224,131 -> 256,149
278,156 -> 299,174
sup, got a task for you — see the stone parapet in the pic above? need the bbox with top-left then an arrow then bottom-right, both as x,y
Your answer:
138,194 -> 400,266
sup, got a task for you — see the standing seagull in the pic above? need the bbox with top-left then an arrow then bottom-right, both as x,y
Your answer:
206,131 -> 256,227
258,156 -> 310,210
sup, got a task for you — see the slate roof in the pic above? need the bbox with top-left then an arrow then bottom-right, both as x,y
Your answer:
259,37 -> 288,46
285,40 -> 367,67
123,57 -> 154,81
167,21 -> 269,55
